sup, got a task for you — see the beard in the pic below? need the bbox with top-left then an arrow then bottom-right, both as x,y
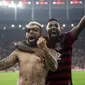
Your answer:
27,37 -> 37,47
28,36 -> 36,43
28,33 -> 37,42
27,34 -> 39,47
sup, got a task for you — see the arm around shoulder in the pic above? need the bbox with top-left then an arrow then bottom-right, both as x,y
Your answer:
43,47 -> 59,72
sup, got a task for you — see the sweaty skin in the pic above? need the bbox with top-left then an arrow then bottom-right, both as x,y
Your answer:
0,47 -> 59,85
0,22 -> 60,85
17,49 -> 47,85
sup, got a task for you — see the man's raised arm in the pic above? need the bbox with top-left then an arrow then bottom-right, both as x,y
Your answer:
70,16 -> 85,39
0,50 -> 18,70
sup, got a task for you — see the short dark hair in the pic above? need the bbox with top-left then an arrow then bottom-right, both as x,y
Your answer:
48,19 -> 58,23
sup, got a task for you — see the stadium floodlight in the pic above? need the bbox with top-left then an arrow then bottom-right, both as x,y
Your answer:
11,24 -> 15,28
28,1 -> 31,4
8,0 -> 17,8
40,1 -> 46,5
3,1 -> 8,6
71,24 -> 74,27
80,1 -> 82,4
70,1 -> 73,4
70,0 -> 82,4
45,2 -> 48,4
17,1 -> 23,8
3,27 -> 6,30
19,25 -> 22,28
36,1 -> 39,4
22,27 -> 25,30
41,24 -> 44,27
63,24 -> 66,27
53,1 -> 56,4
18,1 -> 22,4
11,1 -> 14,4
0,1 -> 3,6
8,3 -> 17,8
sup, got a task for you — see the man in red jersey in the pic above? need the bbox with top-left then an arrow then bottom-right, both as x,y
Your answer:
45,16 -> 85,85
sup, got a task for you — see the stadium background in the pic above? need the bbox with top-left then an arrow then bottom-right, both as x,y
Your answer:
0,0 -> 85,85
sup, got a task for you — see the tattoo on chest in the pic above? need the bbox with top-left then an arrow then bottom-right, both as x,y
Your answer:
30,63 -> 45,85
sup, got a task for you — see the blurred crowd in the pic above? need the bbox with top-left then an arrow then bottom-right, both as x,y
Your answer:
72,48 -> 85,69
0,39 -> 85,71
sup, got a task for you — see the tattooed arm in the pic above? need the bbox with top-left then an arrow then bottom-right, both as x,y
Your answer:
42,47 -> 59,72
0,50 -> 18,70
37,37 -> 59,72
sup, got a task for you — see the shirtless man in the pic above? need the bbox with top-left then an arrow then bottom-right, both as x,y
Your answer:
0,21 -> 60,85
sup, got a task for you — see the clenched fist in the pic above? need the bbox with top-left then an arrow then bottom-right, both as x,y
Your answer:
37,37 -> 47,49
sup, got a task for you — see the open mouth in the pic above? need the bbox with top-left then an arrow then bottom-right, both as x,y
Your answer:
29,39 -> 35,42
28,35 -> 36,42
51,32 -> 57,36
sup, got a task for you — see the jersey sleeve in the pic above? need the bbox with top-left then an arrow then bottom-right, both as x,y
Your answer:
65,32 -> 76,46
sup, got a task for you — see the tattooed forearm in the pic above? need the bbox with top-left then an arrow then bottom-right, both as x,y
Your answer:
0,55 -> 18,70
42,47 -> 58,72
0,57 -> 12,70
